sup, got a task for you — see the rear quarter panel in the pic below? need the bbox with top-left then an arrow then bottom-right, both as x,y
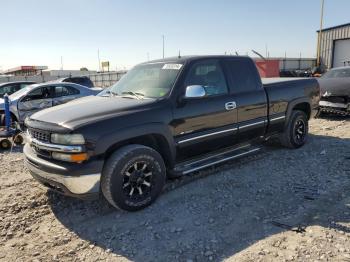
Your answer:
263,78 -> 320,134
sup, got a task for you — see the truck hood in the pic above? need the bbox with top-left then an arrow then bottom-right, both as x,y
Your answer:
318,78 -> 350,97
29,96 -> 156,130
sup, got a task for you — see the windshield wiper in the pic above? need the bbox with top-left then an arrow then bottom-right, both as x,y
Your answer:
121,91 -> 145,99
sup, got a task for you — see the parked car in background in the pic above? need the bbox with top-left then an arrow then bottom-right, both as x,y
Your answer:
0,81 -> 36,98
56,76 -> 94,88
24,55 -> 320,211
0,82 -> 102,127
317,66 -> 350,116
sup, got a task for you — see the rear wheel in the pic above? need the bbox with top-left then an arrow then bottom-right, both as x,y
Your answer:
101,144 -> 166,211
280,110 -> 308,149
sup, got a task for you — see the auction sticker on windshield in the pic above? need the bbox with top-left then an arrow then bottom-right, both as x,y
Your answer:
162,64 -> 182,70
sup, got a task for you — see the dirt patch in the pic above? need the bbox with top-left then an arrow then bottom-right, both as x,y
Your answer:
0,116 -> 349,261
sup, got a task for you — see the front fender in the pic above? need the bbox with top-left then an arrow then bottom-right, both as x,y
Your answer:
94,123 -> 176,165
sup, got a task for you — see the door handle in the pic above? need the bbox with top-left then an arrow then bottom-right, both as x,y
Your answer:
225,101 -> 237,111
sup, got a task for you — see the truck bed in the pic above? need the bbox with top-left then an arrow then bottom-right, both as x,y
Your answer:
261,77 -> 307,85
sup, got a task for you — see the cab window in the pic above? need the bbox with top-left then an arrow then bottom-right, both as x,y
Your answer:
23,87 -> 53,101
224,59 -> 261,93
55,86 -> 80,97
185,60 -> 228,96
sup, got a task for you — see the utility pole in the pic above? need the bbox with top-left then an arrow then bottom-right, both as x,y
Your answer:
316,0 -> 325,67
162,35 -> 165,58
60,56 -> 63,70
147,52 -> 150,61
97,49 -> 101,72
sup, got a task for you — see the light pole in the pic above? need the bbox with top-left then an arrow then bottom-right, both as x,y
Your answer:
162,35 -> 165,58
316,0 -> 325,67
97,49 -> 101,72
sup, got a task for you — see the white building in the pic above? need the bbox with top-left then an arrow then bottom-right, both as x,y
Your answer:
318,23 -> 350,69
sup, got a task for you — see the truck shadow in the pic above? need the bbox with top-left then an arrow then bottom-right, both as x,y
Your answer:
47,133 -> 350,261
317,113 -> 350,121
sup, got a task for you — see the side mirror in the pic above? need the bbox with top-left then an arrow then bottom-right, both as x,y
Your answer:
185,85 -> 206,98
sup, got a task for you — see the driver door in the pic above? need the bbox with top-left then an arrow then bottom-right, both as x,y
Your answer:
172,59 -> 239,160
17,86 -> 54,121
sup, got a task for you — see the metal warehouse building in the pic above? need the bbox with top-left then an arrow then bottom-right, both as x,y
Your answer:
318,23 -> 350,69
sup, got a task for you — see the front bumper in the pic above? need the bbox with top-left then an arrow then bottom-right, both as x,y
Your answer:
24,143 -> 103,199
319,100 -> 350,111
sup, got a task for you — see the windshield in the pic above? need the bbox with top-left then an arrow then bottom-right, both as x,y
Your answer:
109,62 -> 183,98
9,85 -> 36,99
322,68 -> 350,79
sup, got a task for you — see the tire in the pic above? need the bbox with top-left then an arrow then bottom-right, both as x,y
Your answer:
13,134 -> 24,145
0,139 -> 12,150
279,110 -> 308,149
101,144 -> 166,211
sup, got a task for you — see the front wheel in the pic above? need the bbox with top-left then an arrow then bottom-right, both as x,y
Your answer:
101,144 -> 166,211
279,110 -> 309,149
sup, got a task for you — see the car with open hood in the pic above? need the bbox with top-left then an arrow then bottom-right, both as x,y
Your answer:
318,66 -> 350,116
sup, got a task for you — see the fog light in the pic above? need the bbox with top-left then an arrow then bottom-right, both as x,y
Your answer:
52,152 -> 88,163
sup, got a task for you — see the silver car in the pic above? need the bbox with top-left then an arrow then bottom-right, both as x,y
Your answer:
0,82 -> 102,126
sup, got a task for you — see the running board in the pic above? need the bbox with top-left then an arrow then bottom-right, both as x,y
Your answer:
173,145 -> 261,176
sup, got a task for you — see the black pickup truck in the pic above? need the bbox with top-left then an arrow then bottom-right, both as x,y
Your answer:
24,56 -> 320,211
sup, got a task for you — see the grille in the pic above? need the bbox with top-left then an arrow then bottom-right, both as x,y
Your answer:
29,129 -> 50,143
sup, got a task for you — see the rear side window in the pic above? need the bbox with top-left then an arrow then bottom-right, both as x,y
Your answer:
63,77 -> 93,87
55,86 -> 80,97
224,59 -> 261,93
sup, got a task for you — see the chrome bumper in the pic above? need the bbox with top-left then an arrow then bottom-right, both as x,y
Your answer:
319,100 -> 349,110
26,160 -> 101,195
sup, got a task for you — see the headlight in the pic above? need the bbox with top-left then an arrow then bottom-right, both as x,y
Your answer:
51,134 -> 85,145
52,152 -> 88,163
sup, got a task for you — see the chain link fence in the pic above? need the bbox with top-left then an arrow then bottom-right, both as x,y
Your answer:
88,71 -> 127,88
0,71 -> 127,88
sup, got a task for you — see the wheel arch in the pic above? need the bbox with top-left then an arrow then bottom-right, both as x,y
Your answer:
285,98 -> 311,127
96,124 -> 176,169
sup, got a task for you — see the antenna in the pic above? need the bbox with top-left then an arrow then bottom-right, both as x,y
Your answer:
251,50 -> 266,60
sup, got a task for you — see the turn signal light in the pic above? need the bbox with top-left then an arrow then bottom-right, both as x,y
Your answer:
52,152 -> 88,163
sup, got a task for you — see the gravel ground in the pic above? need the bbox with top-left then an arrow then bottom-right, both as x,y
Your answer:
0,116 -> 349,262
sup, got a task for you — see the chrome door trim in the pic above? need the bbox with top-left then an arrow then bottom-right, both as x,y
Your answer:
177,127 -> 238,144
239,120 -> 266,129
270,115 -> 286,122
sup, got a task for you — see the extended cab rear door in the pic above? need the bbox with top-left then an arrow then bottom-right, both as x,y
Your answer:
223,58 -> 268,142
